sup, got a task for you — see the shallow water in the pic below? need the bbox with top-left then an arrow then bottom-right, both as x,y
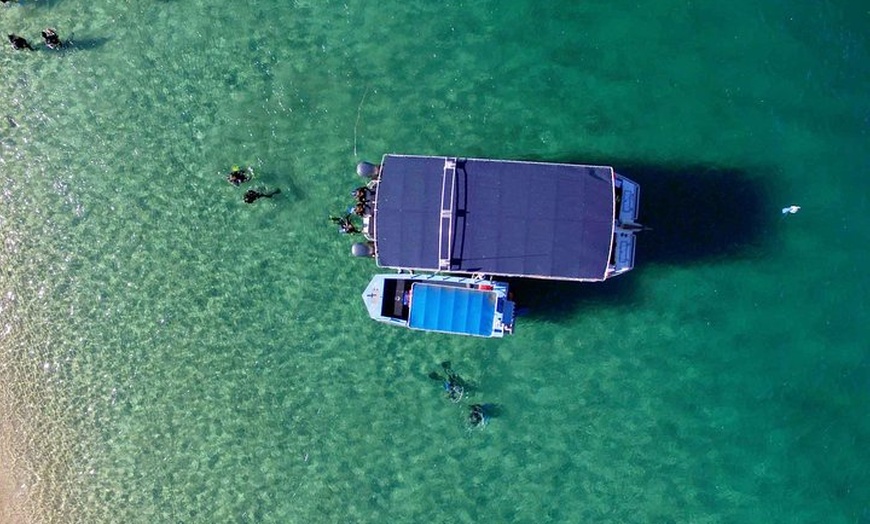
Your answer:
1,1 -> 868,522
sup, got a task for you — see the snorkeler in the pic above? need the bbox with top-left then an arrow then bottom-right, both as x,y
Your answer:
329,214 -> 361,235
226,165 -> 251,186
243,188 -> 280,204
428,361 -> 466,403
468,404 -> 487,427
8,34 -> 35,51
41,28 -> 62,49
444,376 -> 464,402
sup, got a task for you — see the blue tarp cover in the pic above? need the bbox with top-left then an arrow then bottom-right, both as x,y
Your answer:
374,155 -> 615,280
408,284 -> 496,336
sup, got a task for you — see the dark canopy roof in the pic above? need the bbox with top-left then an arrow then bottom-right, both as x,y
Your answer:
373,155 -> 615,281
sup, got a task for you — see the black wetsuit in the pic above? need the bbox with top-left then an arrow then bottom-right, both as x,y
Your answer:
8,34 -> 35,51
244,188 -> 280,203
227,170 -> 250,186
41,29 -> 62,49
469,405 -> 485,426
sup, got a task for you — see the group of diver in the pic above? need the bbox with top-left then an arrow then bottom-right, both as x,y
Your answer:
225,166 -> 281,204
7,28 -> 63,51
429,361 -> 497,429
329,183 -> 373,235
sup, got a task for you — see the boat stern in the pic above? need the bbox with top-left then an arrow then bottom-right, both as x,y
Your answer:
607,174 -> 642,278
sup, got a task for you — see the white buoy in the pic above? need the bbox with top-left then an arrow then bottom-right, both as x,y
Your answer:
781,205 -> 801,215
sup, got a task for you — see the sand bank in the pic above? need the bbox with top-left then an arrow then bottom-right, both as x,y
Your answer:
0,387 -> 39,524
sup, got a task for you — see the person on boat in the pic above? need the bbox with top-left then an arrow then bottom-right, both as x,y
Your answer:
41,28 -> 62,49
8,34 -> 35,51
351,186 -> 370,203
351,202 -> 368,217
468,404 -> 487,427
243,188 -> 279,204
329,214 -> 360,235
227,166 -> 251,186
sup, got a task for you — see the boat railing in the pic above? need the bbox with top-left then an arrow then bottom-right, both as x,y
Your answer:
437,157 -> 457,270
615,175 -> 640,225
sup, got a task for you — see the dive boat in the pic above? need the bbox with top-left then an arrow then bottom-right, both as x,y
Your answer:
347,154 -> 642,336
362,273 -> 515,338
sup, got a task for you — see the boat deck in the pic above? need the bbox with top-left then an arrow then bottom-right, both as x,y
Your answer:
372,155 -> 618,281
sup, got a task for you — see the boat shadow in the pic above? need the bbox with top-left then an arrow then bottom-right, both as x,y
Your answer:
623,162 -> 774,266
507,160 -> 775,320
507,274 -> 637,321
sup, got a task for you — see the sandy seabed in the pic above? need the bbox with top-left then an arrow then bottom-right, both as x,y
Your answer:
0,362 -> 81,524
0,388 -> 39,524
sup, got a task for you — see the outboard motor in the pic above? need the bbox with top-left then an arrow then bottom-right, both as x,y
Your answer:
351,242 -> 375,258
357,161 -> 379,179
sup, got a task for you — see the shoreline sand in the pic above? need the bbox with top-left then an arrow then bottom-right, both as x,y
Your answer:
0,360 -> 83,524
1,386 -> 38,524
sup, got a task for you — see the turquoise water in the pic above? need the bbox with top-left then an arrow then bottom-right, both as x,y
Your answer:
1,1 -> 868,522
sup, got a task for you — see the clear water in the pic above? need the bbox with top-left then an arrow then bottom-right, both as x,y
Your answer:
1,1 -> 868,522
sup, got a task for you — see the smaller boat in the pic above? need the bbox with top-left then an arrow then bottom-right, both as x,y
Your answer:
362,274 -> 516,338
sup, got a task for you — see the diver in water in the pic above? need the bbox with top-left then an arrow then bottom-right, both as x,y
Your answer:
41,28 -> 62,49
243,188 -> 280,204
227,166 -> 251,186
444,376 -> 464,402
428,361 -> 466,403
329,214 -> 360,235
8,34 -> 35,51
468,404 -> 487,427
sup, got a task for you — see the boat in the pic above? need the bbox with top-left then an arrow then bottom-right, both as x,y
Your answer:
348,154 -> 642,336
362,273 -> 515,338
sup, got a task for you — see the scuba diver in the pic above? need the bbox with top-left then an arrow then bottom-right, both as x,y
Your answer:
226,165 -> 251,186
351,186 -> 370,204
350,201 -> 368,217
428,361 -> 466,403
329,214 -> 361,235
41,28 -> 62,50
243,188 -> 280,204
468,404 -> 487,427
8,34 -> 35,51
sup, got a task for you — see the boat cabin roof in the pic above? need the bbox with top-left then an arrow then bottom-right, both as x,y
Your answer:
408,283 -> 497,337
373,155 -> 616,281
